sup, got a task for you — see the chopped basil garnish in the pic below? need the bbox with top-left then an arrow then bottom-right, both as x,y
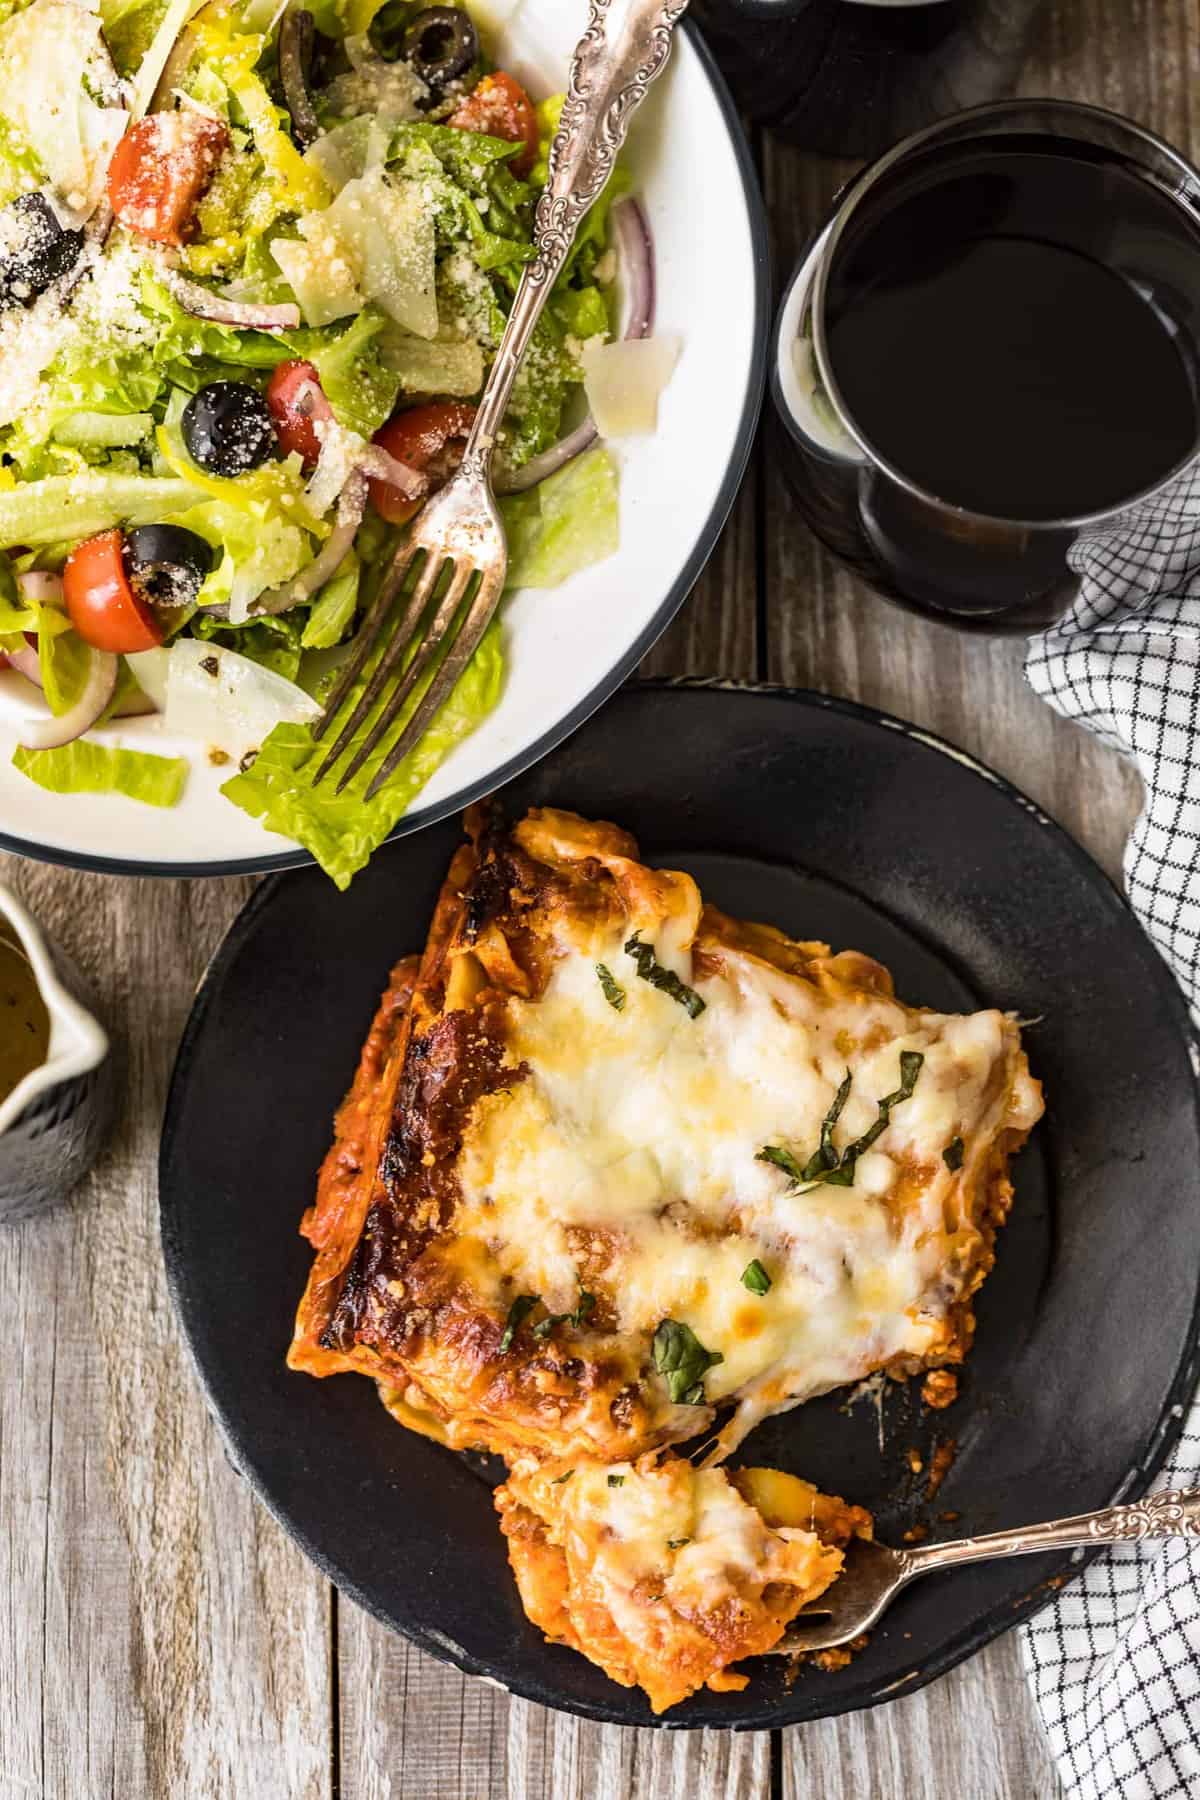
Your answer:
741,1258 -> 772,1296
532,1289 -> 597,1339
499,1293 -> 540,1352
653,1318 -> 723,1404
802,1070 -> 852,1180
943,1136 -> 965,1171
624,931 -> 706,1019
595,962 -> 626,1011
607,1472 -> 625,1488
552,1469 -> 574,1485
756,1144 -> 807,1183
839,1051 -> 924,1167
667,1537 -> 692,1550
757,1051 -> 925,1196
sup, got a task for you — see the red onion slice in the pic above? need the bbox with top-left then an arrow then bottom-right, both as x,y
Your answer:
253,471 -> 367,616
18,648 -> 118,751
498,416 -> 599,495
612,195 -> 656,340
296,378 -> 334,428
16,571 -> 64,607
5,639 -> 156,715
5,645 -> 43,687
158,264 -> 301,333
498,194 -> 657,495
355,442 -> 426,498
305,414 -> 425,517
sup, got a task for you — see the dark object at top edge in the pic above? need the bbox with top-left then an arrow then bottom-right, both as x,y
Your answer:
692,0 -> 1045,157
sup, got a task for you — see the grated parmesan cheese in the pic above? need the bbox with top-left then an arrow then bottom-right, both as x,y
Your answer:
0,235 -> 154,429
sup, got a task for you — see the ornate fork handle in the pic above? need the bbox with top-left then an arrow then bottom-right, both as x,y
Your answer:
900,1489 -> 1200,1583
466,0 -> 688,462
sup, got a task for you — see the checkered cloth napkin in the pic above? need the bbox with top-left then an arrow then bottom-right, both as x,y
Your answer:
1021,462 -> 1200,1797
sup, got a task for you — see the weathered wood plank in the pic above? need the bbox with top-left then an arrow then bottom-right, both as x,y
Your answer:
0,861 -> 333,1800
338,1594 -> 774,1800
782,1633 -> 1055,1800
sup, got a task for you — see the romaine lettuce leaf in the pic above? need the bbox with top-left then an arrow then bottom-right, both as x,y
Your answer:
0,475 -> 196,548
0,560 -> 35,636
222,617 -> 504,888
0,109 -> 41,208
38,616 -> 91,716
301,555 -> 359,648
13,741 -> 189,806
99,0 -> 170,77
501,447 -> 619,589
309,307 -> 403,437
379,327 -> 483,398
191,609 -> 306,682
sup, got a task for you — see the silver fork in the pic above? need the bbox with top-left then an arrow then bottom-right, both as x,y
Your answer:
311,0 -> 690,799
779,1487 -> 1200,1653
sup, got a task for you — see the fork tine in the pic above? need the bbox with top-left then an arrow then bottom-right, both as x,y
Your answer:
311,549 -> 444,787
363,566 -> 502,801
332,556 -> 475,795
309,544 -> 413,745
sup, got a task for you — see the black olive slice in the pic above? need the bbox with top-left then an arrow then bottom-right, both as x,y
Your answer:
402,7 -> 479,89
0,193 -> 83,311
125,524 -> 214,610
182,381 -> 275,478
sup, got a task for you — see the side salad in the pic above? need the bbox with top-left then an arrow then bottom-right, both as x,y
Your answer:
0,0 -> 673,885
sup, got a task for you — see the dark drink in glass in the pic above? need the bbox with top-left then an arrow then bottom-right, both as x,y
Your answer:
772,102 -> 1200,631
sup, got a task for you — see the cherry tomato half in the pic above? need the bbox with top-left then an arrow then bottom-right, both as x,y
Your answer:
63,530 -> 163,654
449,72 -> 538,178
107,112 -> 230,247
266,360 -> 328,467
369,401 -> 478,525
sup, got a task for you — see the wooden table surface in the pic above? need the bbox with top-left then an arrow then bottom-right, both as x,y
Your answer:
1,4 -> 1193,1795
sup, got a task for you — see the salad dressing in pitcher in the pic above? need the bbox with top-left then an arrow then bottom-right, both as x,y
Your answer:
0,927 -> 49,1105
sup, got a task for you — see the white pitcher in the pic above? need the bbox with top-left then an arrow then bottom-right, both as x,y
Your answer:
0,885 -> 111,1222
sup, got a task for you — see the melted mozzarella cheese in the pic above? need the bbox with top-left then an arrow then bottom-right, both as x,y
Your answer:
543,1461 -> 833,1618
456,920 -> 1035,1435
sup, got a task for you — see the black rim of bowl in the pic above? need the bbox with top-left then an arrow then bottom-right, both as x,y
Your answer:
0,24 -> 770,881
159,679 -> 1200,1730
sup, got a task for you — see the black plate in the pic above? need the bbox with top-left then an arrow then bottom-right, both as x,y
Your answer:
160,683 -> 1200,1730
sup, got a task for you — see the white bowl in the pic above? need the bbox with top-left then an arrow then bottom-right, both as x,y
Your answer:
0,9 -> 767,877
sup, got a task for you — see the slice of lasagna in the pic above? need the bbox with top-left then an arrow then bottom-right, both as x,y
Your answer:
496,1457 -> 871,1714
290,802 -> 1043,1467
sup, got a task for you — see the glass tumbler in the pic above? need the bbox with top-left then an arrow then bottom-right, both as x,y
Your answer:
770,100 -> 1200,632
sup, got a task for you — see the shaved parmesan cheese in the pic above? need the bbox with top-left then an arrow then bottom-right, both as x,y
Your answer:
326,171 -> 438,339
582,334 -> 681,439
165,639 -> 319,756
274,173 -> 438,338
271,222 -> 360,328
0,0 -> 127,217
305,415 -> 370,517
129,0 -> 207,121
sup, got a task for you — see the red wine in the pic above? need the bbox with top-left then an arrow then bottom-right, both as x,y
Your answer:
825,140 -> 1200,520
